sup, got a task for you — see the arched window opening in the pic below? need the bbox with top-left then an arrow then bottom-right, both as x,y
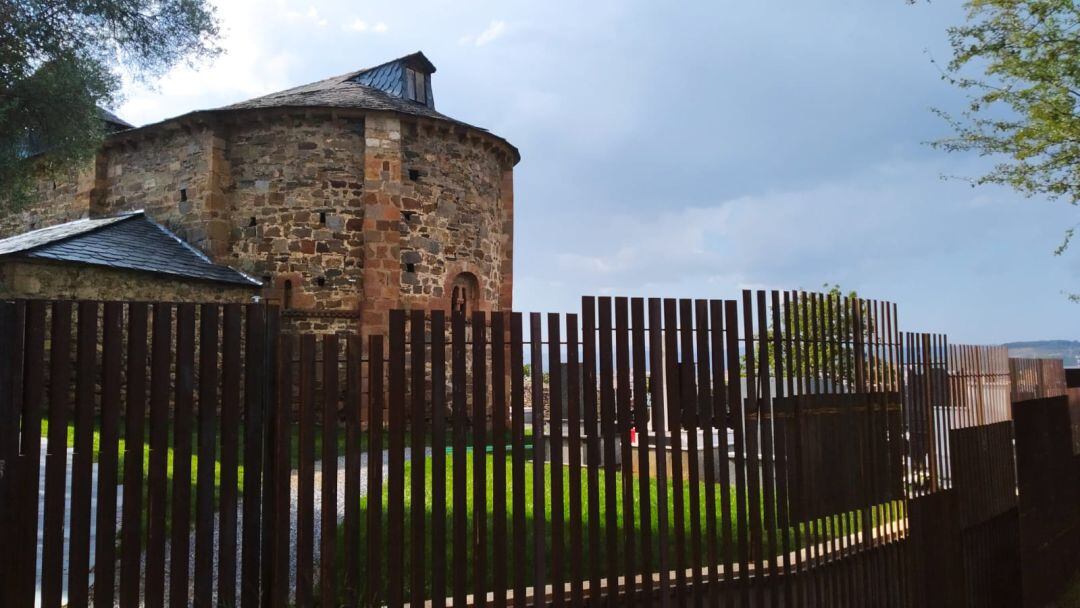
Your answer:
450,272 -> 479,318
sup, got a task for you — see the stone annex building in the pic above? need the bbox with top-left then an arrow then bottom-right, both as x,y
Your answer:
0,52 -> 519,334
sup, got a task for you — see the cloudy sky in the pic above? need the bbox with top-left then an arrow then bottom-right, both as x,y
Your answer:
117,0 -> 1079,344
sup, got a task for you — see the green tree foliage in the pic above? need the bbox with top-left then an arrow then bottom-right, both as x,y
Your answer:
758,284 -> 879,388
929,0 -> 1080,295
0,0 -> 221,208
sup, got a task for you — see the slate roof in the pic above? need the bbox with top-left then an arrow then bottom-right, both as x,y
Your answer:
0,212 -> 261,287
104,51 -> 520,164
98,107 -> 133,131
221,52 -> 447,122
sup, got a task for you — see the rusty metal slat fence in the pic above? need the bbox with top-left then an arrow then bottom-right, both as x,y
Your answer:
0,295 -> 1074,608
1009,357 -> 1068,403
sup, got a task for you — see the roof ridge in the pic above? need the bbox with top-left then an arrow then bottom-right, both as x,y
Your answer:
240,51 -> 432,104
137,215 -> 262,286
354,51 -> 433,77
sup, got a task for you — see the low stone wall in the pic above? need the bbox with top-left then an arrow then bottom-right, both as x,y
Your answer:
0,260 -> 257,303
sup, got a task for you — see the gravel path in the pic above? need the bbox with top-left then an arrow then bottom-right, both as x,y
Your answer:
35,439 -> 125,608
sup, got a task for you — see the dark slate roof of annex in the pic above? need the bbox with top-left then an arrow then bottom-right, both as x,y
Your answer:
0,212 -> 261,287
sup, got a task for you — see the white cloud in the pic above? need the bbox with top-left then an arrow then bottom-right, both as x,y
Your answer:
459,20 -> 507,47
528,158 -> 1057,305
284,5 -> 328,27
116,0 -> 300,126
345,19 -> 388,33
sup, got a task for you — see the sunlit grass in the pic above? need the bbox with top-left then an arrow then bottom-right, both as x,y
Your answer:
331,453 -> 905,602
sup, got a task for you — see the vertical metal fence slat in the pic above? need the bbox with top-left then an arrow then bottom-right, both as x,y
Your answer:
145,303 -> 172,607
614,297 -> 636,602
772,291 -> 793,606
270,332 -> 292,607
387,311 -> 406,607
321,334 -> 340,607
119,303 -> 147,608
409,310 -> 427,607
547,312 -> 565,608
741,291 -> 764,606
565,313 -> 585,606
756,291 -> 778,604
15,301 -> 45,607
344,334 -> 362,607
694,299 -> 719,607
491,312 -> 508,608
68,301 -> 98,607
597,298 -> 619,601
528,312 -> 545,604
677,298 -> 703,607
581,297 -> 602,601
474,311 -> 490,607
41,301 -> 72,608
451,312 -> 468,607
801,294 -> 818,603
724,298 -> 749,604
790,293 -> 810,605
812,293 -> 831,606
367,335 -> 385,606
709,300 -> 733,604
894,304 -> 908,608
296,334 -> 315,606
219,304 -> 242,608
257,307 -> 278,608
836,296 -> 855,607
195,304 -> 220,607
630,299 -> 652,604
430,311 -> 448,608
662,299 -> 686,606
170,304 -> 196,608
648,298 -> 671,608
509,312 -> 527,606
0,302 -> 20,608
92,303 -> 121,608
241,304 -> 266,608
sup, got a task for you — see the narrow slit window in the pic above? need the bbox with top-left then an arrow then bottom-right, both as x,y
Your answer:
179,188 -> 188,202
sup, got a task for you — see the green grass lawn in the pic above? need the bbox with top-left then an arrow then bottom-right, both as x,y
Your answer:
38,420 -> 901,603
332,454 -> 904,603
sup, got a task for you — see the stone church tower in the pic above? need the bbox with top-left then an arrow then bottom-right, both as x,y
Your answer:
0,52 -> 519,335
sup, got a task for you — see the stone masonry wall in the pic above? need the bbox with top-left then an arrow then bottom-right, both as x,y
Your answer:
0,162 -> 94,238
95,125 -> 216,251
221,111 -> 367,333
0,260 -> 256,303
399,120 -> 512,311
1,108 -> 516,337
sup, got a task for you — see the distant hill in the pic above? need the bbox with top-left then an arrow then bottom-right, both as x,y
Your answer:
1004,340 -> 1080,367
